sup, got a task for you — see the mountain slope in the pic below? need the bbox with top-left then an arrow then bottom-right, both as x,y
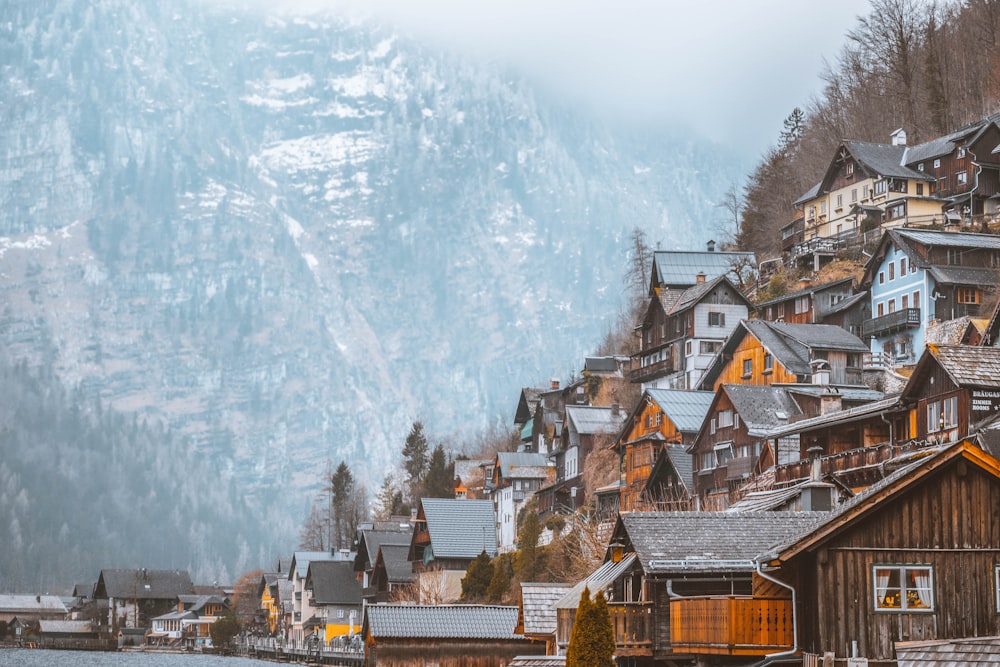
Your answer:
0,0 -> 744,585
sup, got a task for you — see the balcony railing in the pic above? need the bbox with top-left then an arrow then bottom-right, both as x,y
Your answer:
629,356 -> 676,384
608,603 -> 654,655
861,308 -> 920,338
669,596 -> 793,656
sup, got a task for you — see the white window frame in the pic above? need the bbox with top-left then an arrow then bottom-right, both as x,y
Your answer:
872,564 -> 934,612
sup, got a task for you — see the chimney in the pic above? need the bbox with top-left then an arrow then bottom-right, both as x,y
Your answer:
807,445 -> 824,482
798,276 -> 812,291
891,128 -> 907,146
706,240 -> 716,252
820,387 -> 842,415
811,360 -> 831,385
550,378 -> 560,390
696,272 -> 706,284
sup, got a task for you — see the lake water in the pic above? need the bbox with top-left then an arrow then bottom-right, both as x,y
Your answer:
0,649 -> 274,666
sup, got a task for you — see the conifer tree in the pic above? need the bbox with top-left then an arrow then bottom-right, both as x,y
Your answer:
566,586 -> 615,667
460,550 -> 494,602
423,443 -> 455,498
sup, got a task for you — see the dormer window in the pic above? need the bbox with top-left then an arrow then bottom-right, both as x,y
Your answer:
847,162 -> 855,175
934,158 -> 941,168
917,163 -> 924,172
958,146 -> 967,159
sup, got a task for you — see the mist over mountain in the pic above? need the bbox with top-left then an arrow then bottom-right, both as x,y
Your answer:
0,0 -> 744,588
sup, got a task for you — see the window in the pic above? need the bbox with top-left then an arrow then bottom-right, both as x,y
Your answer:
700,340 -> 721,354
927,396 -> 958,432
934,158 -> 941,168
889,263 -> 895,280
795,296 -> 810,314
852,188 -> 858,203
916,183 -> 923,195
947,248 -> 962,265
995,564 -> 1000,612
887,202 -> 906,220
918,163 -> 925,172
957,287 -> 980,304
708,311 -> 725,327
873,565 -> 934,611
764,353 -> 773,373
878,302 -> 885,317
902,294 -> 908,309
958,146 -> 967,159
847,162 -> 855,175
875,179 -> 887,195
742,358 -> 753,377
888,299 -> 896,313
685,340 -> 693,356
900,258 -> 907,274
820,201 -> 827,215
808,205 -> 816,219
700,450 -> 716,470
913,290 -> 920,308
957,171 -> 968,185
879,271 -> 885,285
337,609 -> 345,619
836,193 -> 843,209
718,409 -> 734,428
710,418 -> 716,435
714,442 -> 734,465
863,184 -> 869,198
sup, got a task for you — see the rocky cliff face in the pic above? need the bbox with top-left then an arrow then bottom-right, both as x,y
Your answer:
0,0 -> 742,578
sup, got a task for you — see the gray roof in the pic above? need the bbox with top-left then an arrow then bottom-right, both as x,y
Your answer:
376,544 -> 415,584
926,265 -> 1000,287
565,404 -> 626,436
419,498 -> 498,559
923,344 -> 1000,389
177,594 -> 226,612
743,320 -> 868,376
619,512 -> 824,574
725,481 -> 836,513
667,275 -> 749,315
765,395 -> 901,440
844,140 -> 930,180
647,444 -> 695,495
38,620 -> 95,635
895,228 -> 1000,250
777,384 -> 886,404
509,657 -> 566,667
755,277 -> 855,309
495,452 -> 553,480
722,384 -> 803,436
308,560 -> 363,606
904,120 -> 990,165
584,356 -> 621,373
0,595 -> 68,614
365,604 -> 520,639
895,636 -> 1000,666
96,569 -> 193,600
357,527 -> 413,571
651,249 -> 755,289
290,551 -> 337,580
555,554 -> 638,609
646,389 -> 715,433
519,583 -> 571,634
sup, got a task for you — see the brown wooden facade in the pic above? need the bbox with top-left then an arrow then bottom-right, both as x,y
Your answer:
773,443 -> 1000,663
711,333 -> 799,389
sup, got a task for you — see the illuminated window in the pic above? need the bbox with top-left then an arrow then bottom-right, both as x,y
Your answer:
957,287 -> 980,304
873,565 -> 934,611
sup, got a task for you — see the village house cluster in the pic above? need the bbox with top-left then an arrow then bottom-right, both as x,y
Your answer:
7,117 -> 1000,667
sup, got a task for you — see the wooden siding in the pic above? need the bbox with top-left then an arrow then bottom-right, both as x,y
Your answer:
798,462 -> 1000,661
366,640 -> 543,667
669,597 -> 793,655
691,392 -> 761,507
712,335 -> 798,390
619,400 -> 684,511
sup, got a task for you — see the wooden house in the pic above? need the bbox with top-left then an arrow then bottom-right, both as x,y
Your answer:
611,388 -> 712,512
699,320 -> 869,391
306,559 -> 363,642
861,229 -> 1000,366
757,441 -> 1000,665
93,569 -> 193,636
408,498 -> 497,603
362,604 -> 543,667
689,384 -> 803,510
631,274 -> 751,390
0,595 -> 68,625
754,276 -> 857,326
900,343 -> 1000,444
571,512 -> 822,664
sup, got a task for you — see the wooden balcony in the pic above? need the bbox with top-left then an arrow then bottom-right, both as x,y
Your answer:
629,356 -> 676,384
669,596 -> 793,656
608,602 -> 654,656
861,307 -> 920,338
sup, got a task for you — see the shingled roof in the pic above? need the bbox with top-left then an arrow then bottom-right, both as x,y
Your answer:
645,389 -> 715,434
416,498 -> 497,560
519,583 -> 571,635
95,569 -> 193,601
650,249 -> 755,291
374,544 -> 414,584
308,560 -> 362,606
364,604 -> 520,639
722,384 -> 803,437
617,512 -> 824,574
355,526 -> 413,572
905,344 -> 1000,395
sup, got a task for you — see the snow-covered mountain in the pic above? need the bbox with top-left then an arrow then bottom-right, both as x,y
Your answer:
0,0 -> 743,583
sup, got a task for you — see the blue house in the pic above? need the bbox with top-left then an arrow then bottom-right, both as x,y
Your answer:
861,228 -> 1000,365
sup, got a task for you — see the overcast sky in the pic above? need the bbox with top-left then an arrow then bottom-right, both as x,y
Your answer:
243,0 -> 876,161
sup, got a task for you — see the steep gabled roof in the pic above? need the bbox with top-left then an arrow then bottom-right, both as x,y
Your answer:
666,275 -> 751,315
754,276 -> 855,310
555,554 -> 638,609
645,388 -> 715,434
519,582 -> 571,635
902,344 -> 1000,401
364,604 -> 520,640
768,441 -> 1000,562
289,551 -> 336,581
0,595 -> 68,614
842,140 -> 929,181
764,395 -> 901,440
495,452 -> 553,480
565,404 -> 626,436
649,249 -> 755,292
417,498 -> 497,560
722,384 -> 803,436
95,569 -> 193,601
355,527 -> 413,572
374,544 -> 414,584
644,443 -> 695,496
307,560 -> 362,606
616,512 -> 824,574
